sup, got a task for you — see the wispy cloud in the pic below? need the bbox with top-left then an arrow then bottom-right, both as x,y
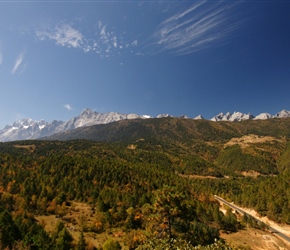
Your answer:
11,52 -> 25,74
96,21 -> 131,58
36,23 -> 87,50
35,21 -> 140,59
132,40 -> 138,47
152,1 -> 244,55
64,104 -> 73,111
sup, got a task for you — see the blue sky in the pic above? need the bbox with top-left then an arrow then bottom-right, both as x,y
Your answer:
0,0 -> 290,129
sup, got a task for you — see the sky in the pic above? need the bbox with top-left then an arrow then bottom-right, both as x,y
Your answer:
0,0 -> 290,129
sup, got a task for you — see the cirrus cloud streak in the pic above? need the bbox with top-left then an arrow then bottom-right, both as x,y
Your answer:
152,1 -> 245,55
11,52 -> 25,74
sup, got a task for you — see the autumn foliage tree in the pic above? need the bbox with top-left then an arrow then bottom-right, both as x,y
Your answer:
149,185 -> 185,238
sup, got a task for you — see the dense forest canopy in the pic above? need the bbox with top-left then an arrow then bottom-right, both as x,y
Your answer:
0,117 -> 290,249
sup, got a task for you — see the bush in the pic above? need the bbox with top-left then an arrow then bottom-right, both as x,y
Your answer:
102,238 -> 122,250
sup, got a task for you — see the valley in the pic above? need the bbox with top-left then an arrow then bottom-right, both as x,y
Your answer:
2,0 -> 290,248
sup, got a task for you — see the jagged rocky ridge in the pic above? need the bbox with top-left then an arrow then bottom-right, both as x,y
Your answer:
0,109 -> 143,142
0,108 -> 290,142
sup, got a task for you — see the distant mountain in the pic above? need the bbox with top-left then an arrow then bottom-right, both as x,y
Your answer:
209,110 -> 290,122
210,112 -> 254,122
274,109 -> 290,118
193,115 -> 204,120
0,119 -> 65,142
156,114 -> 172,118
0,109 -> 144,142
61,108 -> 141,131
0,108 -> 290,142
253,113 -> 272,120
43,114 -> 290,142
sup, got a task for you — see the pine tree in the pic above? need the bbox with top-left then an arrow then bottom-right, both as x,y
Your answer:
52,221 -> 73,250
149,185 -> 185,238
76,230 -> 87,250
0,210 -> 22,249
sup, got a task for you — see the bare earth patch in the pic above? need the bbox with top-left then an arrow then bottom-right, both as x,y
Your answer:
241,207 -> 290,238
224,134 -> 285,149
221,228 -> 289,250
239,170 -> 261,178
177,172 -> 218,179
13,144 -> 36,152
127,144 -> 137,150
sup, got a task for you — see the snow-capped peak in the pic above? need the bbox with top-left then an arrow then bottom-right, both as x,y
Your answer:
156,114 -> 171,118
12,118 -> 35,129
0,118 -> 58,142
193,115 -> 204,120
80,108 -> 98,118
211,112 -> 254,122
229,112 -> 254,121
67,110 -> 142,129
253,112 -> 272,120
142,115 -> 152,119
210,112 -> 226,122
274,109 -> 290,118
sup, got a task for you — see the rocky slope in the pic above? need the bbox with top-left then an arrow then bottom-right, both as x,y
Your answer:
0,109 -> 143,142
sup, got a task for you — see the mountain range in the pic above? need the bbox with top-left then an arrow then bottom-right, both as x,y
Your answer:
0,108 -> 289,142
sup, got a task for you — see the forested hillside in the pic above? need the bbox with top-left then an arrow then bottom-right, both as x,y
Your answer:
0,140 -> 240,249
0,117 -> 290,249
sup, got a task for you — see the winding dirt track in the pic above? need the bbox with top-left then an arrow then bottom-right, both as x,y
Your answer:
214,195 -> 290,248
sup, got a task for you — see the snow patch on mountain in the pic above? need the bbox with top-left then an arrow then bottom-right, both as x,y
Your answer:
157,114 -> 172,118
210,112 -> 229,122
0,118 -> 65,142
141,115 -> 152,119
211,112 -> 254,122
194,115 -> 204,120
64,109 -> 141,130
274,109 -> 290,118
0,109 -> 144,142
253,113 -> 272,120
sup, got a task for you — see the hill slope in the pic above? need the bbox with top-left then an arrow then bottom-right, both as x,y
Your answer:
41,117 -> 290,177
43,117 -> 290,142
1,118 -> 290,248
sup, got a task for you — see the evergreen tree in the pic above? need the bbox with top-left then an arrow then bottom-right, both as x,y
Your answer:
0,210 -> 22,250
76,230 -> 87,250
149,185 -> 185,238
52,221 -> 73,250
221,208 -> 240,232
